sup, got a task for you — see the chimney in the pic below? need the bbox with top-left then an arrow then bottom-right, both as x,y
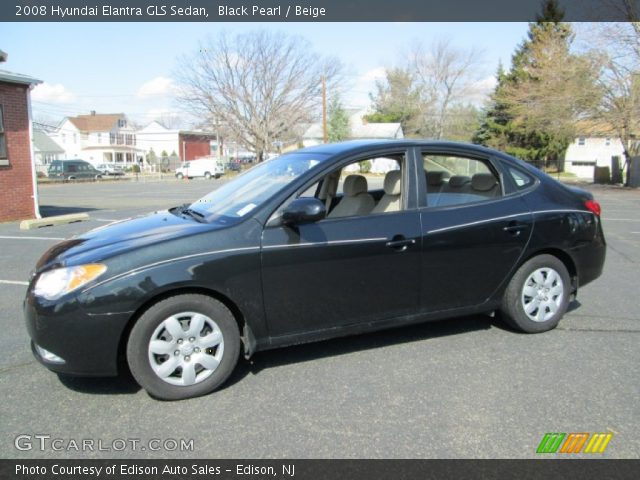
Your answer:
0,50 -> 7,63
90,110 -> 96,116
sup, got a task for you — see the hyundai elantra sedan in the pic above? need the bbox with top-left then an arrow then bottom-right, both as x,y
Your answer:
25,140 -> 606,400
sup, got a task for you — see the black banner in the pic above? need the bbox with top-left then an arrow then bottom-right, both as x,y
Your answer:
2,459 -> 640,480
4,0 -> 640,22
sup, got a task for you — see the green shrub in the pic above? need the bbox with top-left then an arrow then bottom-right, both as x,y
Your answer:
359,160 -> 372,174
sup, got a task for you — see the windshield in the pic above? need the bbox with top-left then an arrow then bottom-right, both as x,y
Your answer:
189,152 -> 329,222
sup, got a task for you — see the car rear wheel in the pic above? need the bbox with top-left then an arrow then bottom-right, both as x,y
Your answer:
176,173 -> 184,180
127,294 -> 240,400
204,172 -> 212,180
500,254 -> 571,333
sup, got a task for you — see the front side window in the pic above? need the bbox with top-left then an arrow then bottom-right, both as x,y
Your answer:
190,152 -> 329,223
295,153 -> 406,219
423,153 -> 501,208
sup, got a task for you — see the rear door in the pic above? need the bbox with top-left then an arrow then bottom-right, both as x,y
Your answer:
418,148 -> 533,311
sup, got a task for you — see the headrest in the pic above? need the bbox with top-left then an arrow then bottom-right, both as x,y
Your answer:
426,171 -> 447,186
472,173 -> 498,192
384,170 -> 401,195
343,175 -> 368,196
448,175 -> 471,188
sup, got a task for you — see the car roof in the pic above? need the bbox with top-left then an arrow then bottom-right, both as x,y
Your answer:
295,139 -> 497,156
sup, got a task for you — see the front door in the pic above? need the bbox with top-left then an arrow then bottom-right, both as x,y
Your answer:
261,212 -> 422,337
260,151 -> 422,338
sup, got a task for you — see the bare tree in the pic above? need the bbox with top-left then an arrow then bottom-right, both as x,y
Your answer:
155,113 -> 186,130
582,21 -> 640,170
175,30 -> 341,161
409,38 -> 484,139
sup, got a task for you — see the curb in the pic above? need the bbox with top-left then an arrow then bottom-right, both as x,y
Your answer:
20,213 -> 90,230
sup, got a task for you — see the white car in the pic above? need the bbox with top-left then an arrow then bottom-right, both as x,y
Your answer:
175,159 -> 224,180
96,163 -> 125,176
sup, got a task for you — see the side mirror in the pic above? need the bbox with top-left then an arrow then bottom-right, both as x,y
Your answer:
282,198 -> 326,225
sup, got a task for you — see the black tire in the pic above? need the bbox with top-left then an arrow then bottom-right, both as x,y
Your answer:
500,254 -> 571,333
204,172 -> 212,180
127,294 -> 240,400
176,173 -> 184,180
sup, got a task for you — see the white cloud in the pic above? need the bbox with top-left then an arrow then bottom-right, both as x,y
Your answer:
137,76 -> 174,97
360,67 -> 387,82
31,82 -> 75,103
464,75 -> 498,106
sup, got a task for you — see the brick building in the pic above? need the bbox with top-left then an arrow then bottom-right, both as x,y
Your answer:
0,50 -> 42,222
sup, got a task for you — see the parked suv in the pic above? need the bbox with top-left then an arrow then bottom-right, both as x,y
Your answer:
48,160 -> 103,181
175,158 -> 224,180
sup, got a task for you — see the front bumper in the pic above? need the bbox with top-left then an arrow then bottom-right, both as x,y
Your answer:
24,292 -> 132,377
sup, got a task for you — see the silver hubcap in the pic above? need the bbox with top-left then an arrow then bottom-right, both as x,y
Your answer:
521,267 -> 564,323
148,312 -> 224,386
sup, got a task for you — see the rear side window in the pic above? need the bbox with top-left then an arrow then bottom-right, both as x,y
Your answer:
423,154 -> 501,208
507,166 -> 535,190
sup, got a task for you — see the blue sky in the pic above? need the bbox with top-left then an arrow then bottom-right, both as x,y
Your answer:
1,22 -> 530,126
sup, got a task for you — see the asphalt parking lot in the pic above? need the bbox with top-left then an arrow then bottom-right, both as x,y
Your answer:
0,179 -> 638,459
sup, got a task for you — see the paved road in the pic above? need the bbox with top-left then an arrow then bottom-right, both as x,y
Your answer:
0,180 -> 638,458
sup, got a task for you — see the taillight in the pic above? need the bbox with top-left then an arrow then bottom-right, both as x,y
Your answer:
585,199 -> 601,216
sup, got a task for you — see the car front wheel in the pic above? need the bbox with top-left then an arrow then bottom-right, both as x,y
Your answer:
500,254 -> 571,333
127,294 -> 240,400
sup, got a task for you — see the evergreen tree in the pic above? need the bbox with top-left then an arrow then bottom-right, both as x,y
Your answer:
327,95 -> 350,142
474,0 -> 599,170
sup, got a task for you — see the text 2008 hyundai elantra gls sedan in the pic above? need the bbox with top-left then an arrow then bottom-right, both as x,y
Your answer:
25,140 -> 606,400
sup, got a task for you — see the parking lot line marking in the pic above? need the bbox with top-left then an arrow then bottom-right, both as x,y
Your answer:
0,235 -> 64,241
0,280 -> 28,286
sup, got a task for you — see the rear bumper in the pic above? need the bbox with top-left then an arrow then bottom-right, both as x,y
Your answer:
573,224 -> 606,290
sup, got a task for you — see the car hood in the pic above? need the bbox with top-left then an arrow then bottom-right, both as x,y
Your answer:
35,210 -> 221,272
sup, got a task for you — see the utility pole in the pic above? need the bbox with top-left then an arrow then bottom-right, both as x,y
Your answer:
322,75 -> 327,144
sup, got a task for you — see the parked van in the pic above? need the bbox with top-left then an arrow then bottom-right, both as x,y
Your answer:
175,158 -> 224,180
47,160 -> 103,181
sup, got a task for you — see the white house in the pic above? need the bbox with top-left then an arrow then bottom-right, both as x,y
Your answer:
564,122 -> 626,179
32,129 -> 64,174
302,109 -> 404,148
50,111 -> 143,166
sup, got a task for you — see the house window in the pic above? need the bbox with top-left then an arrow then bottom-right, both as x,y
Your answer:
605,138 -> 611,146
97,133 -> 102,144
570,161 -> 596,166
577,137 -> 585,146
0,105 -> 7,164
118,119 -> 126,128
61,133 -> 66,143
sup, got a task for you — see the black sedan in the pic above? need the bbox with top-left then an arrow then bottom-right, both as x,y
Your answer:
24,140 -> 606,400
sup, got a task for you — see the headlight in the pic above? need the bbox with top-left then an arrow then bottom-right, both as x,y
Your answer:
33,264 -> 107,300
